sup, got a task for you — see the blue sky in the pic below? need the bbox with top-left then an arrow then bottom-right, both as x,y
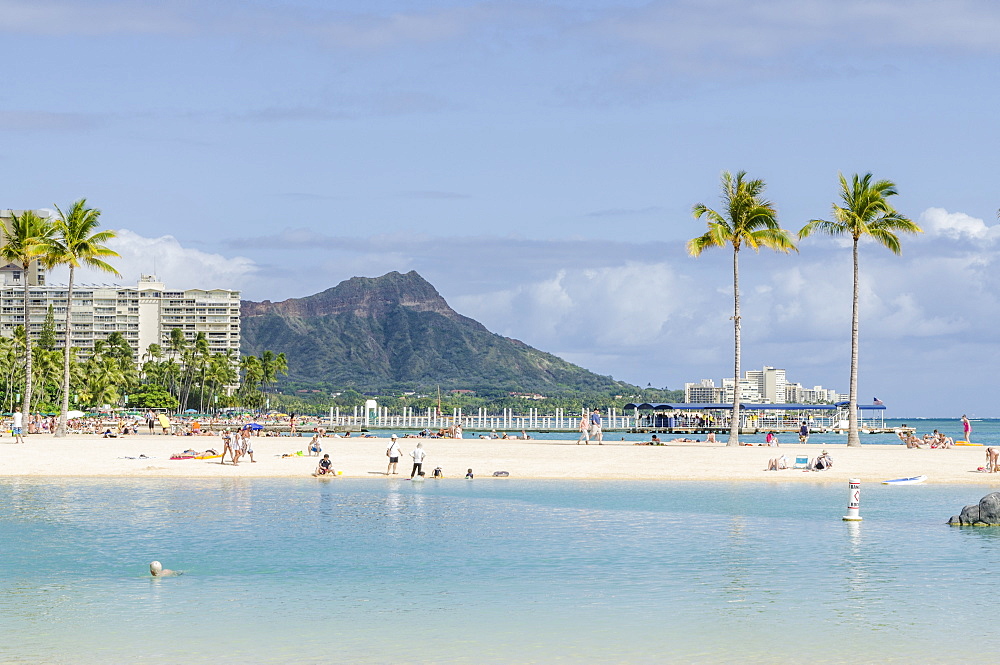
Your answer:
3,0 -> 999,416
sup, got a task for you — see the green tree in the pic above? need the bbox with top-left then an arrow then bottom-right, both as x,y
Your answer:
167,327 -> 186,359
799,173 -> 922,447
31,346 -> 62,410
0,210 -> 55,420
128,384 -> 179,410
256,350 -> 288,410
204,350 -> 238,413
39,305 -> 57,351
239,355 -> 264,408
689,171 -> 796,446
48,199 -> 120,435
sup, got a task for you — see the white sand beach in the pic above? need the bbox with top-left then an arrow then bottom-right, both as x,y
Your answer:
1,433 -> 998,484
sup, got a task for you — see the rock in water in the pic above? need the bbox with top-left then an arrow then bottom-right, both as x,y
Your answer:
948,492 -> 1000,525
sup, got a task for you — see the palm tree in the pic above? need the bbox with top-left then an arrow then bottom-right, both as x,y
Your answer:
49,199 -> 120,436
239,355 -> 263,408
205,350 -> 238,413
0,210 -> 55,421
799,173 -> 921,447
689,171 -> 796,446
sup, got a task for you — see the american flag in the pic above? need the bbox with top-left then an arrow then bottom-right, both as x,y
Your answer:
873,397 -> 884,405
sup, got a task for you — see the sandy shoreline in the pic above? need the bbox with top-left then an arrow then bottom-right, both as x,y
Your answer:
1,433 -> 999,485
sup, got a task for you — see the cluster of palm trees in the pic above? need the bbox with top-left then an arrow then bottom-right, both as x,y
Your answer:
238,350 -> 288,408
138,328 -> 240,412
1,200 -> 120,437
0,201 -> 288,428
689,171 -> 922,447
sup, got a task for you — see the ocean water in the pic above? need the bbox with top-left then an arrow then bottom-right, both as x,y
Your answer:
2,478 -> 1000,664
432,417 -> 1000,446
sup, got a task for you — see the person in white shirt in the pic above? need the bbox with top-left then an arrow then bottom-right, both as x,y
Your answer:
410,442 -> 426,478
577,415 -> 590,445
386,435 -> 402,475
12,410 -> 23,444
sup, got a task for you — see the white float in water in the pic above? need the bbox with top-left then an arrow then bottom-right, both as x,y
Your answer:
842,478 -> 863,521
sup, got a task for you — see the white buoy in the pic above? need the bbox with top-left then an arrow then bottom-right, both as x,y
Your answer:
842,478 -> 863,521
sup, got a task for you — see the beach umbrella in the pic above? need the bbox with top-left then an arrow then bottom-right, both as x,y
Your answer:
247,423 -> 264,430
66,410 -> 86,419
184,408 -> 198,413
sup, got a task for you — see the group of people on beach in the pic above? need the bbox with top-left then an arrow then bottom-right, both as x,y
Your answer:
384,435 -> 435,479
380,435 -> 473,480
765,450 -> 832,471
577,409 -> 604,444
219,428 -> 255,464
897,428 -> 955,449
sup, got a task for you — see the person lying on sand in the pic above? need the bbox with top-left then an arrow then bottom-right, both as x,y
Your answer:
766,455 -> 788,471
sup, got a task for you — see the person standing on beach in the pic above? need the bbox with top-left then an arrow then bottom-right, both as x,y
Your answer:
220,430 -> 233,464
577,414 -> 590,445
410,442 -> 426,478
590,408 -> 603,444
798,422 -> 809,444
12,409 -> 24,443
962,415 -> 972,442
386,435 -> 402,475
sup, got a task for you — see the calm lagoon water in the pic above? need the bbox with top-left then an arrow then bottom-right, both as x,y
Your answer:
381,417 -> 1000,447
2,477 -> 1000,664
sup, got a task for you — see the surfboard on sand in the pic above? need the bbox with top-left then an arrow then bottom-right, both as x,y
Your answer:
955,441 -> 982,446
882,475 -> 927,485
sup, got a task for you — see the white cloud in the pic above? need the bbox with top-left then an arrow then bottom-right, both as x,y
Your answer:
0,0 -> 189,35
47,229 -> 258,291
453,261 -> 700,350
918,207 -> 1000,243
594,0 -> 1000,64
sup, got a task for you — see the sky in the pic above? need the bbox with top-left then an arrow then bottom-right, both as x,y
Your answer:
2,0 -> 999,417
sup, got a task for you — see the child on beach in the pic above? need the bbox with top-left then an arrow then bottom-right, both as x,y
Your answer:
314,454 -> 334,476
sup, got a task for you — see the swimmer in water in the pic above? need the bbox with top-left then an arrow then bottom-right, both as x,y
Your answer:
149,561 -> 180,577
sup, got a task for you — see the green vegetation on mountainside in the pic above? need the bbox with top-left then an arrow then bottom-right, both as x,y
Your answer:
241,271 -> 637,396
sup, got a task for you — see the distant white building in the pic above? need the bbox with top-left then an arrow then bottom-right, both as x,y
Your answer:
722,377 -> 760,403
684,379 -> 723,403
744,366 -> 786,404
687,366 -> 843,405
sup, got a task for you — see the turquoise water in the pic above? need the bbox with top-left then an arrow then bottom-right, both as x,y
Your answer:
2,478 -> 1000,663
376,417 -> 1000,446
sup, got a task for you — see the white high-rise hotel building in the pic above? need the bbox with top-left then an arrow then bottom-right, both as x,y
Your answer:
0,209 -> 240,359
685,365 -> 846,404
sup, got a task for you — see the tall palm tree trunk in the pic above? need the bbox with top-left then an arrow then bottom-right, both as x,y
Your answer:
55,266 -> 75,437
847,238 -> 861,447
21,266 -> 32,420
728,248 -> 741,446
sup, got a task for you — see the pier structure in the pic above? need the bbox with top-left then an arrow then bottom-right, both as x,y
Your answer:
623,401 -> 888,435
316,401 -> 890,434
